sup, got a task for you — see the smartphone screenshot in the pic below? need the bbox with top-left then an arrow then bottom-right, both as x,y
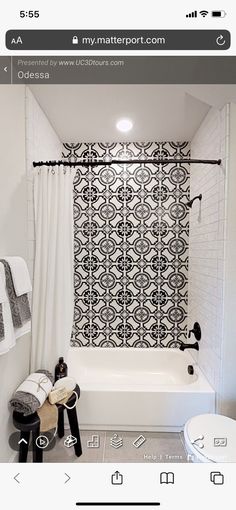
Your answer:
0,1 -> 236,508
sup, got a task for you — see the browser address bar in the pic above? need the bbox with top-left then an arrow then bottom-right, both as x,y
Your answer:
5,30 -> 231,50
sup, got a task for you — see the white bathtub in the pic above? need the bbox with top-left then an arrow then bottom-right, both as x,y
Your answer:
67,347 -> 215,432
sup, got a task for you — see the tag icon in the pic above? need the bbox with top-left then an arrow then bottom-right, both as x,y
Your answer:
111,471 -> 123,485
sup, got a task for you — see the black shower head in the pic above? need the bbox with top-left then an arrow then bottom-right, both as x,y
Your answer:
186,194 -> 202,208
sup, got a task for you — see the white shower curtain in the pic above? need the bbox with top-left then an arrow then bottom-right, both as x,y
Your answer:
31,166 -> 76,373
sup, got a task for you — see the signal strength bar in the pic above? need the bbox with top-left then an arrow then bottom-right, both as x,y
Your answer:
186,10 -> 197,17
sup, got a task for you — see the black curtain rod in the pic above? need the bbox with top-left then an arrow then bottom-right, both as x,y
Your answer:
33,158 -> 221,167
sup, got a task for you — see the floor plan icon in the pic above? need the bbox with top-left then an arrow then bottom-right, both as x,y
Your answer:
87,435 -> 100,448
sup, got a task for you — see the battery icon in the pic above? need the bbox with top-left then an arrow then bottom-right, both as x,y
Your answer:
211,10 -> 226,17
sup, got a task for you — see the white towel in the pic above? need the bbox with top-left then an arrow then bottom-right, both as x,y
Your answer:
0,263 -> 16,355
3,257 -> 32,297
16,372 -> 53,408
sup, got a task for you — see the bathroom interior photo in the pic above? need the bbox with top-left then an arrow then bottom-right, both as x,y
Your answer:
0,83 -> 236,463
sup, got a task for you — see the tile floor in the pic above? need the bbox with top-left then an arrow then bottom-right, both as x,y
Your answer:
42,430 -> 189,463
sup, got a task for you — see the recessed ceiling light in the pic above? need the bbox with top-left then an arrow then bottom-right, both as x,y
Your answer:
116,118 -> 133,132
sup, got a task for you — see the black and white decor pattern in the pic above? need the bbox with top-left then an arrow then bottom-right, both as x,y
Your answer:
62,142 -> 190,348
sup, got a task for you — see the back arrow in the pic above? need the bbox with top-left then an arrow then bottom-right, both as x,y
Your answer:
4,66 -> 8,72
65,473 -> 71,484
14,473 -> 20,484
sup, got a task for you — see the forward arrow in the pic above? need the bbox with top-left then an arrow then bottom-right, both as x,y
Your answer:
65,473 -> 71,484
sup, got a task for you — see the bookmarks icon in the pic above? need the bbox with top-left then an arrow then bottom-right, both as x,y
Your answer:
160,472 -> 175,484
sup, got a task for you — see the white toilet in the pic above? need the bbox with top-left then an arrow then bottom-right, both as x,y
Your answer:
184,413 -> 236,462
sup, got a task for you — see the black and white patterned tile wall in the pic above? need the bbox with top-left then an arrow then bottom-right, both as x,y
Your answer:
62,142 -> 190,348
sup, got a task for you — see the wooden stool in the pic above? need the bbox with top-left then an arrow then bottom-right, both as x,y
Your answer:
13,384 -> 82,462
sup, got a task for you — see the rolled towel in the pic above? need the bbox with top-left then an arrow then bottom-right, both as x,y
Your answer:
3,257 -> 32,297
0,260 -> 31,329
10,370 -> 54,416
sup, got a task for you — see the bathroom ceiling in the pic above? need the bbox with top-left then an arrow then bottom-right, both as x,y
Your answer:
29,84 -> 236,142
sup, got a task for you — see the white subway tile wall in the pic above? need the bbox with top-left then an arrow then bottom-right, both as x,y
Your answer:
188,105 -> 229,408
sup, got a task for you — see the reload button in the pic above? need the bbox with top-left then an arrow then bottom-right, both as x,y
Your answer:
216,34 -> 226,46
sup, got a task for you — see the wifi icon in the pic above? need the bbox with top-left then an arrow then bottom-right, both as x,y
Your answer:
200,10 -> 209,17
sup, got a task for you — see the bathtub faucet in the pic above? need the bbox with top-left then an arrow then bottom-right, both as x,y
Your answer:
179,341 -> 199,351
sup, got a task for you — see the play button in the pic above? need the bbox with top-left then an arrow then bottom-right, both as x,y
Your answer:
35,435 -> 50,449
